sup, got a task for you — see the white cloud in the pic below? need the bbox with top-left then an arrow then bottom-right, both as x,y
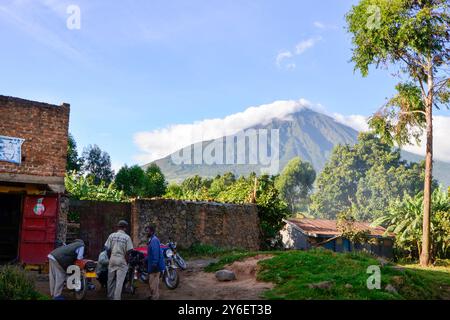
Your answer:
275,37 -> 322,69
313,21 -> 326,29
332,113 -> 450,163
295,37 -> 322,55
134,98 -> 450,165
275,50 -> 293,67
133,99 -> 313,164
313,21 -> 338,30
332,113 -> 369,132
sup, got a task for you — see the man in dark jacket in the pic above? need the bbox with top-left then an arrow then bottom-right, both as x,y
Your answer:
146,225 -> 165,300
47,239 -> 85,300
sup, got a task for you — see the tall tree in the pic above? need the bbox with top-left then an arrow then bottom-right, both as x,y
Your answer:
115,165 -> 147,197
144,164 -> 167,197
346,0 -> 449,265
82,144 -> 115,185
275,157 -> 316,213
67,133 -> 82,172
310,133 -> 429,221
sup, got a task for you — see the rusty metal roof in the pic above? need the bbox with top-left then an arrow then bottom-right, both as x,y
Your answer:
285,218 -> 393,238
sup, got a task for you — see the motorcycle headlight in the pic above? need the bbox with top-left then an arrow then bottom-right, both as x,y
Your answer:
165,249 -> 173,258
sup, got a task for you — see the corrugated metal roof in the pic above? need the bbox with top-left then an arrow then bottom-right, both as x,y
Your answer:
285,218 -> 393,238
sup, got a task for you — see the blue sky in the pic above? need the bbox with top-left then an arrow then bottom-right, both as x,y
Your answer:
1,0 -> 448,170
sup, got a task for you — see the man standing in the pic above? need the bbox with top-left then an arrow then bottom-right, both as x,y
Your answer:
47,239 -> 85,300
104,220 -> 134,300
146,225 -> 165,300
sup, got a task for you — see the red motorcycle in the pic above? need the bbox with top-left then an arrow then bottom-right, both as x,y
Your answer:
123,244 -> 179,295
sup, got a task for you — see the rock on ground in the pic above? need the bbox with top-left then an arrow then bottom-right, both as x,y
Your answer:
215,270 -> 237,281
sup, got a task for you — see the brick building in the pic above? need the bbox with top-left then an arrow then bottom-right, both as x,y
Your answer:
0,95 -> 70,264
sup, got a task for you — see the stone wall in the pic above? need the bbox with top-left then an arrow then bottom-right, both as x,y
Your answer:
132,199 -> 260,250
0,95 -> 70,180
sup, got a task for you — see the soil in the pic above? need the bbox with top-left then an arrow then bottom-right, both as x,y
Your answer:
31,255 -> 274,300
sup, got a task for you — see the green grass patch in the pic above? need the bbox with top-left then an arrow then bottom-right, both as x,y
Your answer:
179,243 -> 249,260
256,248 -> 450,300
202,247 -> 450,300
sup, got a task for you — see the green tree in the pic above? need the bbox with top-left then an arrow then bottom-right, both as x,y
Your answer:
209,172 -> 236,198
346,0 -> 449,266
310,133 -> 427,220
81,144 -> 115,185
144,164 -> 167,197
115,165 -> 147,197
275,157 -> 316,213
67,133 -> 82,173
355,161 -> 426,221
373,188 -> 450,260
165,183 -> 184,199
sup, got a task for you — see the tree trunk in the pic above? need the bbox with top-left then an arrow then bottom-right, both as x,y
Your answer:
419,72 -> 434,267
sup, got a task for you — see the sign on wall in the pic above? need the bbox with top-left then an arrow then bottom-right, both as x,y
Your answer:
0,135 -> 25,164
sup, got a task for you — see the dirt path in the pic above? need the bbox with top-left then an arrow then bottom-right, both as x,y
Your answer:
31,255 -> 274,300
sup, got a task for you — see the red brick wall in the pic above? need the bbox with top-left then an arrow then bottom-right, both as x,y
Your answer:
0,96 -> 70,177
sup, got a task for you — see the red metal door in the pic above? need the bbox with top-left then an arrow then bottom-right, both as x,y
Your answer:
19,195 -> 58,264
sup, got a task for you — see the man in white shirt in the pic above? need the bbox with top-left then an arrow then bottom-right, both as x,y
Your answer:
47,239 -> 85,300
104,220 -> 134,300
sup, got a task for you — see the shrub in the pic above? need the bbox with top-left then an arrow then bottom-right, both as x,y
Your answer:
0,265 -> 45,300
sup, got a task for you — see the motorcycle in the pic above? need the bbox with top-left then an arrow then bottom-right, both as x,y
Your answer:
67,259 -> 98,300
166,240 -> 187,270
123,244 -> 179,295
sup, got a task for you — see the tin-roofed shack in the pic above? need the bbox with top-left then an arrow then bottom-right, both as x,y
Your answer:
281,218 -> 394,258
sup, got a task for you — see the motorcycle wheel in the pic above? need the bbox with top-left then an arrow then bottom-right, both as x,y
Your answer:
163,268 -> 179,290
74,275 -> 87,300
174,254 -> 187,270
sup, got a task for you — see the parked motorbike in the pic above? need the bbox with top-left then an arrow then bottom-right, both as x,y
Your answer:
166,240 -> 187,270
123,244 -> 179,295
67,259 -> 97,300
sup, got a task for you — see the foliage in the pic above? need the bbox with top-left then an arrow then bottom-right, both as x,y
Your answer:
373,188 -> 450,260
310,133 -> 429,221
275,157 -> 316,213
115,164 -> 167,198
336,211 -> 371,245
208,172 -> 236,198
0,266 -> 46,300
115,165 -> 147,197
81,144 -> 115,185
257,248 -> 450,300
179,243 -> 248,260
67,133 -> 82,173
165,183 -> 184,199
65,171 -> 125,202
143,164 -> 167,197
346,0 -> 449,266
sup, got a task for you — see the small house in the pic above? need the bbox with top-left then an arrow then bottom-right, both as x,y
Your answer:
281,218 -> 394,258
0,95 -> 70,265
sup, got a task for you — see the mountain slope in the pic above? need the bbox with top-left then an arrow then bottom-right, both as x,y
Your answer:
146,108 -> 450,187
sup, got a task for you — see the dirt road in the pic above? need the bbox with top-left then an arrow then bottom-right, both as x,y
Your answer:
32,255 -> 274,300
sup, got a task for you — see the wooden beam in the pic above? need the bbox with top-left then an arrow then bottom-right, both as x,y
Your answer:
0,173 -> 64,186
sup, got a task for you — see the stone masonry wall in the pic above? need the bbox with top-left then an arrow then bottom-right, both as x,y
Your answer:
132,199 -> 260,250
0,95 -> 70,178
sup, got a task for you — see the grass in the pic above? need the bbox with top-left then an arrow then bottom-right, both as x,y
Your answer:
203,247 -> 450,300
179,243 -> 250,260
